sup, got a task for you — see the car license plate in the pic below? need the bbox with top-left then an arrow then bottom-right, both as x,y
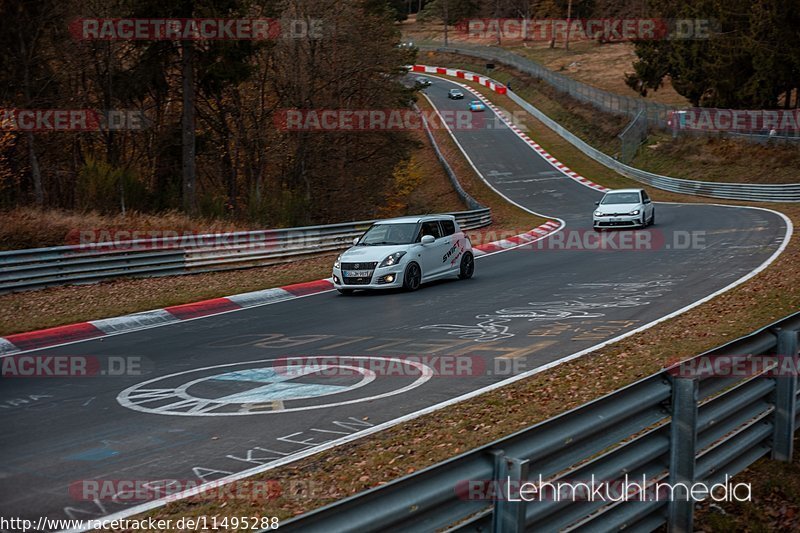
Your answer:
344,270 -> 371,277
611,218 -> 622,222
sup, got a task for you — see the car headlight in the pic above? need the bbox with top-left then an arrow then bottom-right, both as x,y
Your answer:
334,255 -> 342,269
594,211 -> 603,217
379,251 -> 406,268
629,210 -> 640,216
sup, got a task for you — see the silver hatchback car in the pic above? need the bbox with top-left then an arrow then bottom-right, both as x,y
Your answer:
593,188 -> 655,230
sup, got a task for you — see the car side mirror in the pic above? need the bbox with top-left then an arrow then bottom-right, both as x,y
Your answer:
594,201 -> 600,206
644,199 -> 651,204
421,235 -> 435,245
353,237 -> 359,245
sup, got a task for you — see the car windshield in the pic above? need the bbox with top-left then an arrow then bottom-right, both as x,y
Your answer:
471,101 -> 481,105
601,192 -> 640,205
357,223 -> 418,245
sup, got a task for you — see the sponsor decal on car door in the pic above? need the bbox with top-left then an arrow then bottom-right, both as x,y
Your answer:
443,238 -> 465,271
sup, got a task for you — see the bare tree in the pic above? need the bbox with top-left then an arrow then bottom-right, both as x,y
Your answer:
181,40 -> 197,215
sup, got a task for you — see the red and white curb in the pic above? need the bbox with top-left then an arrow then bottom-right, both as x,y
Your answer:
410,65 -> 507,94
0,279 -> 334,355
416,64 -> 610,194
471,220 -> 561,256
0,224 -> 561,356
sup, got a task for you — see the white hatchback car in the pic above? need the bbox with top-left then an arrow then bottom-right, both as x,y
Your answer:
332,215 -> 474,294
593,188 -> 655,230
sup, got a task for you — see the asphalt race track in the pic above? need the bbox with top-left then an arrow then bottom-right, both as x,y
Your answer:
0,74 -> 789,526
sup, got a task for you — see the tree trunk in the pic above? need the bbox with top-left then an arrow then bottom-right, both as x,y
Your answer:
443,0 -> 448,45
523,2 -> 531,41
181,40 -> 197,215
24,132 -> 43,207
495,0 -> 501,45
222,118 -> 237,216
565,0 -> 572,50
20,29 -> 43,207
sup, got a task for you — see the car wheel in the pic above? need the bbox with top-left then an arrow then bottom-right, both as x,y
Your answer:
337,289 -> 353,295
458,252 -> 474,280
641,216 -> 647,228
650,211 -> 655,226
403,262 -> 422,291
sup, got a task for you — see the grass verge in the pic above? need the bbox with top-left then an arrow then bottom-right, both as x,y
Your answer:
122,74 -> 799,527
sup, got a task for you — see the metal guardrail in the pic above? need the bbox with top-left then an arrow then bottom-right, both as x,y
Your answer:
503,90 -> 800,202
0,209 -> 492,293
278,312 -> 800,533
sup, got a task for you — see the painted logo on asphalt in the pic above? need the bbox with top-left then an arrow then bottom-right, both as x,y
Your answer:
117,357 -> 433,416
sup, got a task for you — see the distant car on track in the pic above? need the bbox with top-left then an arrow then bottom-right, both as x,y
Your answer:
593,188 -> 654,230
332,215 -> 474,294
415,76 -> 431,88
448,88 -> 464,99
468,100 -> 486,112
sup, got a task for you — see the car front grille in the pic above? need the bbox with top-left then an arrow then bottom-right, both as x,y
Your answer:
341,261 -> 377,285
343,276 -> 372,285
597,220 -> 637,227
341,262 -> 378,270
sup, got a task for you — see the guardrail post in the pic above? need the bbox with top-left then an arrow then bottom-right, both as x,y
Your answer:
491,451 -> 529,533
668,376 -> 699,533
772,328 -> 799,462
